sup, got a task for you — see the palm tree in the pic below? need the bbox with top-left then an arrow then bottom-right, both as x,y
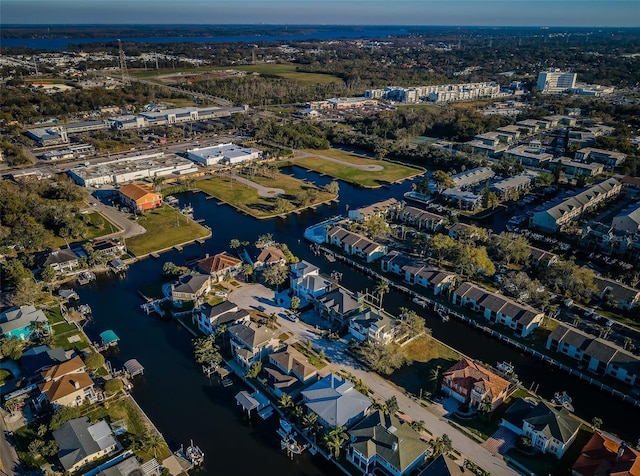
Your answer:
302,412 -> 318,433
572,314 -> 582,327
623,336 -> 633,350
278,393 -> 294,409
429,365 -> 442,392
242,263 -> 254,283
323,426 -> 348,459
373,280 -> 389,309
431,434 -> 453,457
144,430 -> 163,459
292,405 -> 304,424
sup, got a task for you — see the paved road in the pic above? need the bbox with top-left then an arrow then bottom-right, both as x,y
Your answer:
0,410 -> 22,476
229,173 -> 285,198
228,283 -> 517,476
88,200 -> 147,239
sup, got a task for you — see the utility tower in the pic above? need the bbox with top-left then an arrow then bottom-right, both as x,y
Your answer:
117,39 -> 130,85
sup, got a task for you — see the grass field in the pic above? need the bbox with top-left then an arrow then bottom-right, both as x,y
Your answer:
131,62 -> 342,85
196,172 -> 335,218
126,206 -> 210,257
295,148 -> 424,188
390,334 -> 461,397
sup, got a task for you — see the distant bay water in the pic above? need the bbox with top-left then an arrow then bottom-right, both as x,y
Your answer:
0,27 -> 412,50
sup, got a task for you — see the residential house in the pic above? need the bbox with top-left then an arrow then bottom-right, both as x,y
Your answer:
441,358 -> 510,411
94,455 -> 143,476
580,222 -> 640,262
228,322 -> 279,369
89,239 -> 125,258
594,275 -> 640,310
397,207 -> 445,232
348,198 -> 399,222
264,345 -> 318,397
546,324 -> 640,386
195,300 -> 250,335
326,226 -> 388,263
314,286 -> 363,328
20,346 -> 75,379
496,125 -> 522,142
501,399 -> 581,458
381,251 -> 414,275
118,182 -> 162,212
249,245 -> 287,271
452,283 -> 544,337
531,178 -> 622,233
491,172 -> 538,198
417,454 -> 466,476
347,410 -> 430,476
0,305 -> 50,341
290,260 -> 332,300
171,273 -> 211,304
348,308 -> 397,345
301,373 -> 372,430
572,432 -> 640,476
547,158 -> 604,178
39,356 -> 98,407
36,248 -> 80,274
528,246 -> 559,268
53,418 -> 118,474
515,119 -> 540,134
197,252 -> 243,282
574,148 -> 627,168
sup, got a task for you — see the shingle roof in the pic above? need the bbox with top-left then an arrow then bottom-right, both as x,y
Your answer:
255,246 -> 286,265
269,345 -> 316,381
522,401 -> 581,444
349,410 -> 428,473
173,274 -> 210,295
37,249 -> 79,267
40,371 -> 94,403
228,322 -> 276,349
0,305 -> 48,334
41,355 -> 86,381
417,454 -> 466,476
316,287 -> 361,315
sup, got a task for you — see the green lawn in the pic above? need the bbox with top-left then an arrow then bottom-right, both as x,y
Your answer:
295,149 -> 424,188
131,62 -> 343,85
0,368 -> 14,385
391,334 -> 461,397
126,205 -> 210,257
196,172 -> 335,218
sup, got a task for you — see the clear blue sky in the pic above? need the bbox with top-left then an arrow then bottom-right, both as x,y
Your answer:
2,0 -> 639,27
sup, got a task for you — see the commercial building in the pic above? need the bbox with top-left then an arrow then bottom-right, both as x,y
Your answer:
40,143 -> 95,161
531,178 -> 622,233
26,126 -> 69,146
186,143 -> 262,166
536,68 -> 577,93
108,105 -> 247,129
68,152 -> 198,187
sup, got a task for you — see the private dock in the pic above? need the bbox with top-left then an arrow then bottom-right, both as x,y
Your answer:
124,359 -> 145,378
151,252 -> 160,259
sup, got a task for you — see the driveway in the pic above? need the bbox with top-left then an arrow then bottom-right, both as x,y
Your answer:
84,195 -> 146,239
229,173 -> 285,198
227,284 -> 517,476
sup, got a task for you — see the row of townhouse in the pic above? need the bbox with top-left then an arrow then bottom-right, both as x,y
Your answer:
546,323 -> 640,387
452,282 -> 545,337
530,177 -> 622,233
381,251 -> 456,296
326,226 -> 388,263
397,206 -> 446,232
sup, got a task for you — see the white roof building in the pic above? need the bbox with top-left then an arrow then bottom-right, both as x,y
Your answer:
186,143 -> 262,166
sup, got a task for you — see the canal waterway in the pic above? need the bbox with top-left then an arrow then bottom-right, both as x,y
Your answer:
77,165 -> 638,476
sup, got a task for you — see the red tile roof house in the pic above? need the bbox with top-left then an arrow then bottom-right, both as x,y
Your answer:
441,358 -> 510,412
118,182 -> 162,212
572,432 -> 640,476
197,252 -> 243,282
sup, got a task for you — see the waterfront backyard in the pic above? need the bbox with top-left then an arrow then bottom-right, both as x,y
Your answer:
125,205 -> 210,257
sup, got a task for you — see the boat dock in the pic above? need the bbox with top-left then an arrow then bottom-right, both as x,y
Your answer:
77,271 -> 96,285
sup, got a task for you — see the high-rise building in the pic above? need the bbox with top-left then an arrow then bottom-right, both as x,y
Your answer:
536,68 -> 577,93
